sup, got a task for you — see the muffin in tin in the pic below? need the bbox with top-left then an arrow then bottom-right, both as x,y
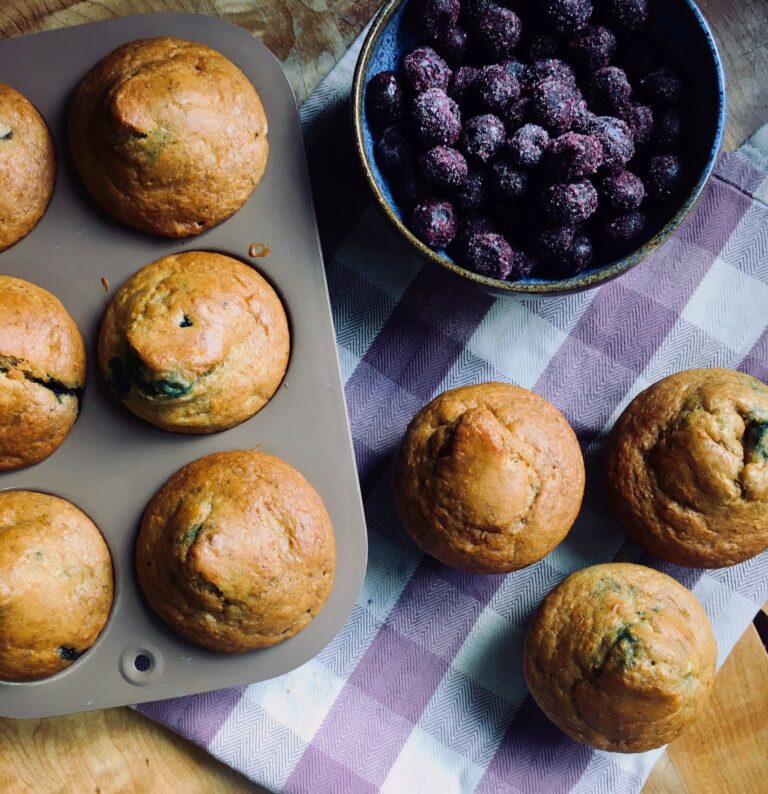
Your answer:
69,37 -> 269,237
0,275 -> 85,471
606,368 -> 768,567
0,84 -> 56,251
98,251 -> 289,433
392,382 -> 585,573
524,563 -> 717,752
137,450 -> 336,652
0,491 -> 114,681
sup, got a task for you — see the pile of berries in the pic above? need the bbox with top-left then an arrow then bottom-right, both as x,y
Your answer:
366,0 -> 685,282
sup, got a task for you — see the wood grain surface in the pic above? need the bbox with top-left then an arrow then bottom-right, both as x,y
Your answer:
0,1 -> 767,793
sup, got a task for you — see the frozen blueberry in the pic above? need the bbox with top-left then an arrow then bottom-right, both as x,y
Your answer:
639,67 -> 683,106
605,0 -> 649,31
603,211 -> 648,246
546,132 -> 604,179
600,169 -> 645,211
462,0 -> 495,29
572,101 -> 597,133
463,232 -> 514,279
454,168 -> 489,209
570,233 -> 594,271
587,66 -> 632,114
647,154 -> 682,200
621,102 -> 654,145
529,32 -> 562,61
433,25 -> 469,66
403,47 -> 452,93
489,156 -> 530,200
367,71 -> 404,128
449,66 -> 480,103
535,225 -> 576,263
543,180 -> 598,224
508,250 -> 538,280
413,88 -> 462,146
420,145 -> 469,188
477,5 -> 522,59
530,59 -> 577,88
542,0 -> 593,34
376,124 -> 414,173
585,116 -> 635,172
502,60 -> 532,94
502,97 -> 531,129
461,114 -> 507,163
567,25 -> 617,71
397,167 -> 432,207
417,0 -> 461,32
457,210 -> 497,243
531,79 -> 582,134
411,199 -> 458,248
508,124 -> 550,168
474,64 -> 521,113
655,108 -> 681,150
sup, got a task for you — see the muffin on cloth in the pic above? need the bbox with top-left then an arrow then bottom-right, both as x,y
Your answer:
0,275 -> 85,471
524,562 -> 717,752
98,251 -> 289,434
606,368 -> 768,567
137,450 -> 336,652
0,84 -> 55,251
69,37 -> 269,237
392,382 -> 585,573
0,491 -> 113,681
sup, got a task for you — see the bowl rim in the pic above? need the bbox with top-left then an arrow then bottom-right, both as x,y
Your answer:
351,0 -> 727,295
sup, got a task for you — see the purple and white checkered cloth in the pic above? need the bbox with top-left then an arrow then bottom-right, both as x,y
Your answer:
139,33 -> 768,794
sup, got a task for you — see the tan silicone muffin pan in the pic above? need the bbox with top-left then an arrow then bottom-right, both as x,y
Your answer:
0,13 -> 367,718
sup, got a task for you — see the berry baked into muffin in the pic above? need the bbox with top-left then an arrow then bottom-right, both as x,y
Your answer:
0,491 -> 113,681
524,563 -> 717,752
99,251 -> 289,434
0,84 -> 55,251
0,275 -> 85,471
606,368 -> 768,567
392,382 -> 585,573
137,450 -> 336,652
69,37 -> 269,237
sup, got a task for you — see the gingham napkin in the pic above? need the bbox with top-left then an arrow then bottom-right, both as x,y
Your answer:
139,30 -> 768,794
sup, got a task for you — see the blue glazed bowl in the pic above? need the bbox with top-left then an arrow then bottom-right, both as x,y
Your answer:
352,0 -> 726,296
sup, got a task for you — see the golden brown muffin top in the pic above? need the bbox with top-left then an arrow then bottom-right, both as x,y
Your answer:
606,368 -> 768,567
0,491 -> 113,681
524,563 -> 717,752
392,382 -> 585,573
137,450 -> 336,652
0,84 -> 56,251
69,37 -> 268,237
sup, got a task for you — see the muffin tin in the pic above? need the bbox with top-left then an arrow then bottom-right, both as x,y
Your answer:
0,13 -> 367,718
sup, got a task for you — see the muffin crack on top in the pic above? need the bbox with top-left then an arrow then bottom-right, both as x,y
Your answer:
0,354 -> 83,407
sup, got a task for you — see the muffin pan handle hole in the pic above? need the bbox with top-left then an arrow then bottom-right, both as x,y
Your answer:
119,644 -> 164,686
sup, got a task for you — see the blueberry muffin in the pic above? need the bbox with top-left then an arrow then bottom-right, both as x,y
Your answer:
524,563 -> 717,752
137,450 -> 336,652
392,382 -> 585,573
606,368 -> 768,567
98,252 -> 289,434
0,491 -> 113,681
69,37 -> 268,237
0,276 -> 85,470
0,84 -> 55,251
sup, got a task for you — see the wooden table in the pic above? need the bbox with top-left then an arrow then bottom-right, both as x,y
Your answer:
1,1 -> 767,792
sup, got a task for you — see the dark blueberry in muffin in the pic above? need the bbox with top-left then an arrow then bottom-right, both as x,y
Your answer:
433,25 -> 469,67
647,154 -> 682,200
412,88 -> 462,147
474,64 -> 521,113
397,167 -> 432,207
457,210 -> 497,243
587,66 -> 632,115
376,124 -> 414,173
529,31 -> 562,61
403,47 -> 452,93
502,97 -> 531,129
411,198 -> 458,247
531,79 -> 582,134
477,5 -> 522,59
655,108 -> 681,150
546,132 -> 604,179
603,211 -> 648,245
600,169 -> 645,211
416,0 -> 461,33
489,156 -> 530,200
463,232 -> 514,279
542,0 -> 593,34
585,115 -> 635,172
639,67 -> 683,106
461,114 -> 507,163
530,59 -> 578,88
420,145 -> 469,188
454,168 -> 490,209
508,124 -> 551,168
543,180 -> 598,224
449,66 -> 480,103
502,60 -> 532,94
621,102 -> 654,145
604,0 -> 649,31
567,25 -> 617,71
535,224 -> 576,263
366,71 -> 404,128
